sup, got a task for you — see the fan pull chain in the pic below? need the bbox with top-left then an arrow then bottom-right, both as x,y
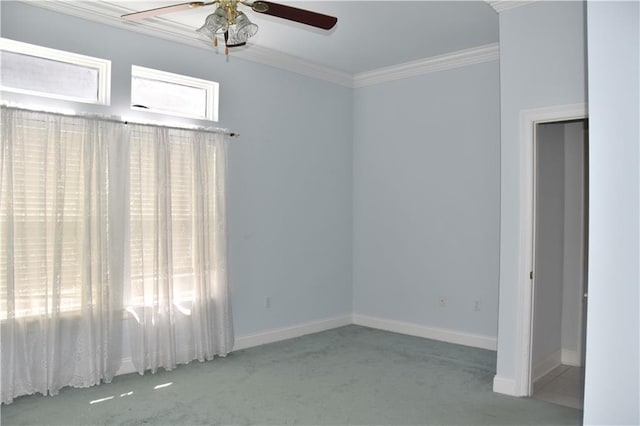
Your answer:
223,30 -> 230,55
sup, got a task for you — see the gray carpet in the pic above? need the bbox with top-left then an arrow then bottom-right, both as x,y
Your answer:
1,325 -> 580,425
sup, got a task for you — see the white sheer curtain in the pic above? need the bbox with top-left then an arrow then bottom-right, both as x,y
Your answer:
1,107 -> 234,403
127,125 -> 233,373
0,107 -> 125,404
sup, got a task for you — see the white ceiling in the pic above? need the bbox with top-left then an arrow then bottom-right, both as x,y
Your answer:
37,1 -> 499,76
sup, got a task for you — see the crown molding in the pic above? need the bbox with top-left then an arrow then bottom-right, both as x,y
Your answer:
486,1 -> 537,13
353,43 -> 500,88
26,1 -> 353,87
28,1 -> 223,51
231,45 -> 353,87
26,1 -> 498,89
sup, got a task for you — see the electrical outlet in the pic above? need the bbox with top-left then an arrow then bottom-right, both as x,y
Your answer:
264,296 -> 271,308
439,297 -> 446,307
474,300 -> 481,312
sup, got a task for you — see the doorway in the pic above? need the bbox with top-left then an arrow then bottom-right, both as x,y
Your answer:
530,119 -> 588,410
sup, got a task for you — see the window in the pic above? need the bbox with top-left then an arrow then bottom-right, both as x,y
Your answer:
131,65 -> 219,121
2,108 -> 232,401
128,128 -> 201,307
0,109 -> 111,320
1,108 -> 228,322
0,38 -> 111,105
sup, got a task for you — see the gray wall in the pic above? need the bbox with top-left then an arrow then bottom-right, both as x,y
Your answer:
532,122 -> 565,375
496,1 -> 587,382
584,1 -> 639,423
0,1 -> 354,338
352,62 -> 501,338
561,121 -> 586,363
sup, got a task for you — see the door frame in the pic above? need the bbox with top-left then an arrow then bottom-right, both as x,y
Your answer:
514,103 -> 588,396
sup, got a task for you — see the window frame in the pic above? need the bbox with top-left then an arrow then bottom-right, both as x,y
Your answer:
0,38 -> 111,105
130,65 -> 219,121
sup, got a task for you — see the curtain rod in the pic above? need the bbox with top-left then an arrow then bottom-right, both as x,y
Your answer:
0,103 -> 240,138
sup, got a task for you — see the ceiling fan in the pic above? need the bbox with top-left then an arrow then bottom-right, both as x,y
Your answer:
122,1 -> 338,54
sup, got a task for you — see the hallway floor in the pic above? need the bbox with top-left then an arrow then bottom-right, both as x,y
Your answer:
533,365 -> 584,410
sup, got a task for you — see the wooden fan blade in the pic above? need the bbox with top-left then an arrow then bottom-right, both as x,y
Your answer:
251,1 -> 337,30
122,2 -> 207,21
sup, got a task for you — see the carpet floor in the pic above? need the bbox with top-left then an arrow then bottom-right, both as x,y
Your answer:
1,325 -> 580,425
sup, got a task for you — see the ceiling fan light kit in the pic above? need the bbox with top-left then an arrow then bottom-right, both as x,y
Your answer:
196,7 -> 229,39
123,0 -> 337,55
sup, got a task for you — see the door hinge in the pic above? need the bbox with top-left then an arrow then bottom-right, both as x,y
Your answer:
530,271 -> 534,280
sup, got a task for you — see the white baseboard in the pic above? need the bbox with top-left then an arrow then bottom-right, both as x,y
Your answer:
352,314 -> 497,351
493,375 -> 518,395
116,314 -> 498,377
233,315 -> 352,351
532,350 -> 562,383
114,315 -> 351,376
561,349 -> 582,367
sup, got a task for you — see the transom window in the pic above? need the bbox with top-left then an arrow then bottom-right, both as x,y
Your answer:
0,38 -> 111,105
131,65 -> 219,121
